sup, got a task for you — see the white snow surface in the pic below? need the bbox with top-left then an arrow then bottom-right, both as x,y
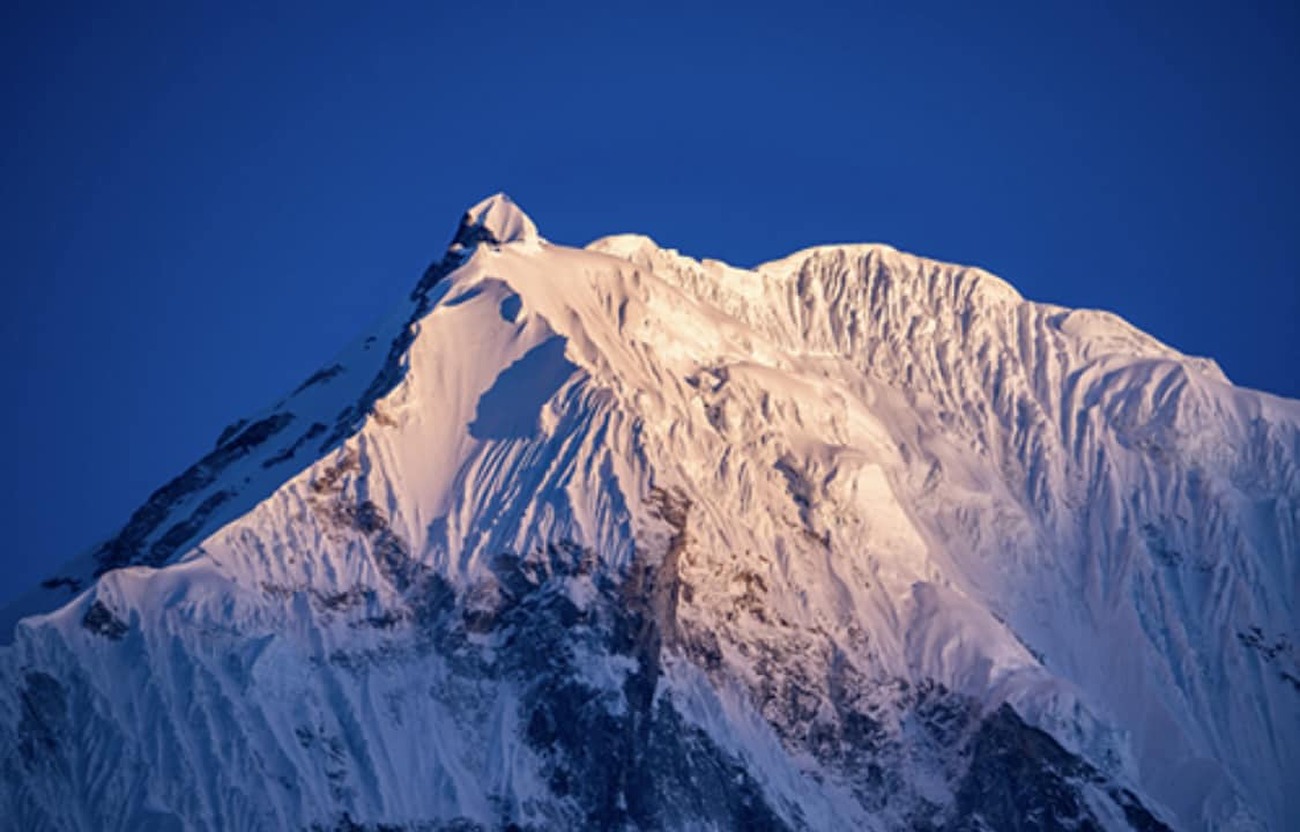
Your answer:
2,196 -> 1298,831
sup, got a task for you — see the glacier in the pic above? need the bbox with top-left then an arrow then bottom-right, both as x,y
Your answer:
1,193 -> 1296,831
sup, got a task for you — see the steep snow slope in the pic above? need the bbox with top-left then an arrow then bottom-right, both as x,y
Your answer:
2,194 -> 1296,831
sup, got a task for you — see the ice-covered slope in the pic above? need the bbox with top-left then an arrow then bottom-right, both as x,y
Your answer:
2,194 -> 1296,831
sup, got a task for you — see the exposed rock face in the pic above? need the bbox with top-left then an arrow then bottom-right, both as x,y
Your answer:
2,196 -> 1296,830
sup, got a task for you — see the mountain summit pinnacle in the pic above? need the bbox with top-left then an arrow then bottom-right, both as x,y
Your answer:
451,192 -> 540,249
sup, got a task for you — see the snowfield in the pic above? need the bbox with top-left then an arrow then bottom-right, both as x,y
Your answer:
2,194 -> 1296,831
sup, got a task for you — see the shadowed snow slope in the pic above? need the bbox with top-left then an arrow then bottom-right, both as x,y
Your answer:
2,196 -> 1297,831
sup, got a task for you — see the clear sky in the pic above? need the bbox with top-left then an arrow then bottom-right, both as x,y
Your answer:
1,1 -> 1297,598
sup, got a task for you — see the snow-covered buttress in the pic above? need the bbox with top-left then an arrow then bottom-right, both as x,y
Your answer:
2,193 -> 1297,831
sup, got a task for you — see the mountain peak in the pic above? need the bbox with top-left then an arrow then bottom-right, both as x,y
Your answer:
4,197 -> 1297,831
452,192 -> 540,249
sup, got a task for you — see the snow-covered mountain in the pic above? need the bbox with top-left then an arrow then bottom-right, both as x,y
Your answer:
3,194 -> 1297,831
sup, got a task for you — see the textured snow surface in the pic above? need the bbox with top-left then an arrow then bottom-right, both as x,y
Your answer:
2,196 -> 1297,831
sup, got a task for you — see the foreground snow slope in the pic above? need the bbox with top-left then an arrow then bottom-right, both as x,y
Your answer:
2,194 -> 1296,831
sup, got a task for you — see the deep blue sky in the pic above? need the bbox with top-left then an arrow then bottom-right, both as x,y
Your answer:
1,1 -> 1297,598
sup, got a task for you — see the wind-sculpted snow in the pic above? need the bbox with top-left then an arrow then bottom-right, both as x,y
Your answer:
2,195 -> 1296,830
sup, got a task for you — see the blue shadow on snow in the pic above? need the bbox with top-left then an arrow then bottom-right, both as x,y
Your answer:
469,336 -> 578,440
